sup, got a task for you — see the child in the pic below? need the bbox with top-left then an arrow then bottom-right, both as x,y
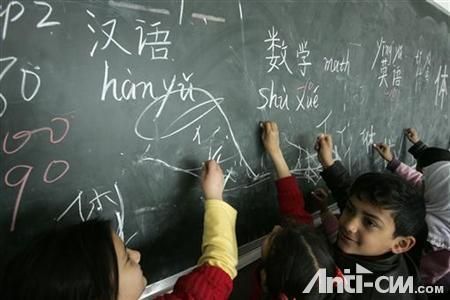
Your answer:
1,160 -> 237,300
374,128 -> 450,286
252,121 -> 344,300
315,133 -> 427,300
404,128 -> 450,171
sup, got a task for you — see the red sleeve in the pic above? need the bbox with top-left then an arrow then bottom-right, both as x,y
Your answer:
155,265 -> 233,300
275,176 -> 313,225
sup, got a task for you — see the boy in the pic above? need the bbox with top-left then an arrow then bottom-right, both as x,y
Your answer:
316,134 -> 427,299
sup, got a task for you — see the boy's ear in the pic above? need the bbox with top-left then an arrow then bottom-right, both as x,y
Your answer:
392,236 -> 416,254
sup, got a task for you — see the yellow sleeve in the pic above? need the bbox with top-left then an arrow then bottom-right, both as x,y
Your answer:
197,199 -> 238,279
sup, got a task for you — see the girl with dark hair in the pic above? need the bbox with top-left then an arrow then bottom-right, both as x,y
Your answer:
252,121 -> 344,300
2,219 -> 146,300
2,160 -> 238,300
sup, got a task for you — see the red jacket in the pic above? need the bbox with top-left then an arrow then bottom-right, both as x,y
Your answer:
155,265 -> 233,300
275,176 -> 313,225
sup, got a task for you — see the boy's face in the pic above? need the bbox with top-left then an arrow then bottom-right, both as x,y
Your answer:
337,196 -> 400,256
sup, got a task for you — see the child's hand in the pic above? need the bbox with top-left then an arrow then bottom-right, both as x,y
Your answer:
404,128 -> 420,144
201,160 -> 224,200
315,134 -> 334,168
373,143 -> 394,162
311,188 -> 330,213
261,121 -> 281,156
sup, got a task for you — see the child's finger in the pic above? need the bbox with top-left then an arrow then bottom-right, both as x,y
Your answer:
373,143 -> 385,156
314,139 -> 321,151
201,161 -> 208,179
373,145 -> 382,156
311,192 -> 326,203
260,122 -> 268,139
262,121 -> 270,132
272,121 -> 278,132
314,134 -> 323,150
311,190 -> 326,202
404,128 -> 414,137
315,188 -> 328,198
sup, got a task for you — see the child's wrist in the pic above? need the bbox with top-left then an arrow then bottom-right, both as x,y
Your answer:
322,159 -> 335,168
204,193 -> 223,200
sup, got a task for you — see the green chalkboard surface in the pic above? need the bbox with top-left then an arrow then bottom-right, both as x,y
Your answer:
1,0 -> 449,282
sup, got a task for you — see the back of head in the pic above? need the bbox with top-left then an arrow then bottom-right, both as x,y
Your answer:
423,161 -> 450,249
264,224 -> 336,300
423,161 -> 450,209
350,173 -> 427,238
2,219 -> 118,300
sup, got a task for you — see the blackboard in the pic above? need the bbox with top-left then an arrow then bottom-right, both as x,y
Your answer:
1,0 -> 449,282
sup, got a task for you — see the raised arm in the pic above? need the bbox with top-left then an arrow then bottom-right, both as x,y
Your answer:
261,121 -> 312,225
373,143 -> 423,187
198,160 -> 238,279
315,134 -> 352,211
261,121 -> 290,179
157,160 -> 237,300
405,128 -> 428,159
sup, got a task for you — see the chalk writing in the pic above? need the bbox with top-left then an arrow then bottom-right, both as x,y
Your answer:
323,48 -> 350,75
371,37 -> 403,89
0,56 -> 41,117
20,68 -> 41,101
57,183 -> 121,222
136,20 -> 171,60
0,1 -> 59,41
0,1 -> 24,40
87,10 -> 131,57
296,80 -> 320,111
258,80 -> 290,111
415,50 -> 432,93
34,1 -> 60,28
315,110 -> 333,133
56,182 -> 134,241
193,125 -> 201,144
265,27 -> 293,74
360,125 -> 376,153
285,139 -> 322,184
3,117 -> 70,231
296,40 -> 311,77
99,62 -> 262,187
434,64 -> 448,110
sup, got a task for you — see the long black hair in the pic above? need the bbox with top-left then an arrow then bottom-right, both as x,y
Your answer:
2,219 -> 119,300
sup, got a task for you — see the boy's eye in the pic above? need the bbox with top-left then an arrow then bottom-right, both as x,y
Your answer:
363,218 -> 377,228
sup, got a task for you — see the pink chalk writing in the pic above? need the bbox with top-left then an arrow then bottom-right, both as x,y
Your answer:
3,117 -> 70,231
